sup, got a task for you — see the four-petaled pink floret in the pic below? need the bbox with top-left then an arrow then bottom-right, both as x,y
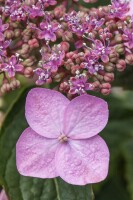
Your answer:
16,88 -> 109,185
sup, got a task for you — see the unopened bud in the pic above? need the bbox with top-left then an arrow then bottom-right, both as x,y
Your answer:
24,67 -> 33,78
62,31 -> 73,42
23,56 -> 36,66
14,29 -> 22,37
54,5 -> 66,18
10,79 -> 20,90
60,42 -> 70,52
116,44 -> 125,54
56,28 -> 64,38
105,62 -> 115,72
28,39 -> 39,48
116,59 -> 126,71
25,0 -> 36,5
91,81 -> 101,90
109,52 -> 119,63
114,34 -> 123,43
95,74 -> 104,81
4,30 -> 14,39
101,83 -> 111,95
53,72 -> 65,82
1,83 -> 11,94
104,72 -> 114,82
125,54 -> 133,65
59,82 -> 70,93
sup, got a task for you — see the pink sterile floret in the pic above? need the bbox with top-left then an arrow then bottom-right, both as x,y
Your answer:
16,88 -> 109,185
125,0 -> 133,16
0,190 -> 8,200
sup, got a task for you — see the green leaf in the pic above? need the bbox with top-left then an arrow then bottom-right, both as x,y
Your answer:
95,176 -> 130,200
0,89 -> 93,200
79,0 -> 110,8
122,139 -> 133,200
93,92 -> 133,199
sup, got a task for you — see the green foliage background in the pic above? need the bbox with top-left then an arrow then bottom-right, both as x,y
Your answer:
1,0 -> 133,199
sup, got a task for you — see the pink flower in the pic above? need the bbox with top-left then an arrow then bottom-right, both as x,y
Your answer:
16,88 -> 109,185
0,190 -> 8,200
1,55 -> 24,77
127,0 -> 133,16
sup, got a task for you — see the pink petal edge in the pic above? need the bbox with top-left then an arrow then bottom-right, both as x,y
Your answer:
127,0 -> 133,16
56,135 -> 109,185
16,127 -> 59,178
63,95 -> 109,139
25,88 -> 70,138
0,190 -> 8,200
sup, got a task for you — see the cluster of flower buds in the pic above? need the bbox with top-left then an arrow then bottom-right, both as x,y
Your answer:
0,0 -> 133,97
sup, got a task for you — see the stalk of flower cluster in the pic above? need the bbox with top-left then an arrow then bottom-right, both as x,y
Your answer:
0,0 -> 133,97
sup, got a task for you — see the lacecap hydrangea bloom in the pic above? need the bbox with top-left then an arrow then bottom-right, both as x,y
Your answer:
16,88 -> 109,185
0,0 -> 133,96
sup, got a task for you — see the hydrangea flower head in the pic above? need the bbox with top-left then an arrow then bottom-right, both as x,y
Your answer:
16,88 -> 109,185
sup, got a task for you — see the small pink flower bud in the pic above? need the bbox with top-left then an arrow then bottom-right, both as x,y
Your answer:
105,63 -> 115,72
14,29 -> 22,38
25,0 -> 36,5
109,52 -> 119,63
125,54 -> 133,65
116,44 -> 125,54
96,74 -> 104,81
10,79 -> 20,90
60,42 -> 70,52
62,31 -> 73,42
56,29 -> 64,38
66,52 -> 75,59
59,82 -> 70,93
53,72 -> 65,82
10,22 -> 20,28
71,65 -> 81,74
1,83 -> 11,94
101,83 -> 111,95
91,81 -> 101,90
4,30 -> 14,39
116,59 -> 126,71
65,60 -> 74,70
114,34 -> 123,43
104,73 -> 114,82
28,39 -> 39,48
54,5 -> 66,18
20,45 -> 30,55
46,78 -> 52,84
24,67 -> 33,78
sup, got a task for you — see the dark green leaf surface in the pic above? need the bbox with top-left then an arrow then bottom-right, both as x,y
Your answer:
122,140 -> 133,200
0,89 -> 93,200
94,92 -> 133,200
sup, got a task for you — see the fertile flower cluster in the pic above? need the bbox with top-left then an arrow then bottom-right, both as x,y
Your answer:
0,0 -> 133,96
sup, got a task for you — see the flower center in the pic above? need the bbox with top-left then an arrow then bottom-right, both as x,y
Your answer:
58,134 -> 68,143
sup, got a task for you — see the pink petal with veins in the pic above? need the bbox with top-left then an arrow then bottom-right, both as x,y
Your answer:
25,88 -> 70,138
63,95 -> 108,139
16,127 -> 59,178
10,56 -> 17,65
56,136 -> 109,185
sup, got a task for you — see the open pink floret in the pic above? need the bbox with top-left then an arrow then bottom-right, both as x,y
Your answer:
0,190 -> 8,200
126,0 -> 133,16
16,88 -> 109,185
